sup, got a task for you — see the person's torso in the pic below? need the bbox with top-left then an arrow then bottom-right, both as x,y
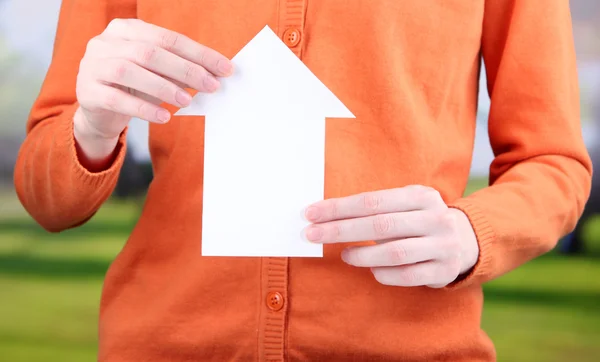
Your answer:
99,1 -> 495,361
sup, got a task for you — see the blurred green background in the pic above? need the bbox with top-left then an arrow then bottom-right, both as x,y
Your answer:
1,1 -> 600,361
1,182 -> 599,362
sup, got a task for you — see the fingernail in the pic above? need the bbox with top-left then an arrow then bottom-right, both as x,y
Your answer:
341,249 -> 350,264
305,226 -> 323,242
204,75 -> 220,92
157,109 -> 171,123
305,206 -> 320,222
217,59 -> 233,75
175,90 -> 192,106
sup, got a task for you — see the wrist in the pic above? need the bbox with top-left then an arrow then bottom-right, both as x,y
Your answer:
73,108 -> 120,172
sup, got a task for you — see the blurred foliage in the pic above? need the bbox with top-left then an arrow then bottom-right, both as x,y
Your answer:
0,181 -> 599,362
0,36 -> 44,137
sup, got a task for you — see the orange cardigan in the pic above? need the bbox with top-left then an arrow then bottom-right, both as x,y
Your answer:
14,1 -> 592,361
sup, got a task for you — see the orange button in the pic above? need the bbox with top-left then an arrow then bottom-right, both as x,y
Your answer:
266,291 -> 284,311
283,28 -> 301,47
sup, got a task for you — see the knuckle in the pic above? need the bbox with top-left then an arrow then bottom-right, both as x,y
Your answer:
433,237 -> 453,261
136,100 -> 148,118
439,260 -> 460,283
420,187 -> 442,205
75,80 -> 88,104
159,31 -> 179,51
75,82 -> 83,102
110,60 -> 130,81
136,45 -> 158,65
126,18 -> 142,26
437,211 -> 457,232
103,90 -> 120,110
105,18 -> 119,32
345,248 -> 364,266
372,269 -> 394,286
76,81 -> 100,112
85,37 -> 102,55
362,193 -> 382,212
76,60 -> 90,83
432,212 -> 461,259
182,62 -> 197,82
197,48 -> 208,66
407,184 -> 429,194
330,199 -> 339,219
155,81 -> 173,101
372,214 -> 395,237
443,237 -> 462,259
331,223 -> 343,241
448,259 -> 462,277
202,73 -> 217,90
106,18 -> 126,34
409,185 -> 443,208
388,242 -> 408,264
400,269 -> 421,285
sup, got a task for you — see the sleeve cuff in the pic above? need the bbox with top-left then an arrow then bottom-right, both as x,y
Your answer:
444,197 -> 496,290
58,104 -> 128,188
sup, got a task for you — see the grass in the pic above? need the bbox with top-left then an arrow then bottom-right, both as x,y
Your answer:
0,196 -> 136,361
1,181 -> 599,361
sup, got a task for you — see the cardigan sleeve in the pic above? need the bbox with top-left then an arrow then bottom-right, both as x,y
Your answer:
13,0 -> 137,232
446,0 -> 593,289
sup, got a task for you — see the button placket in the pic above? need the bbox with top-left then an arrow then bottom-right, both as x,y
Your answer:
278,0 -> 306,57
258,2 -> 307,361
259,258 -> 289,362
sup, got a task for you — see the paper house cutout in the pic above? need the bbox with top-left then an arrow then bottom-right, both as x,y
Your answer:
175,25 -> 353,120
176,25 -> 355,257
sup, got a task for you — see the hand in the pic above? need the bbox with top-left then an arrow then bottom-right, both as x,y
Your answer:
74,18 -> 233,163
304,185 -> 479,288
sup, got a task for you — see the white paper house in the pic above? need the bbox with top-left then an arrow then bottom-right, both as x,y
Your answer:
175,25 -> 354,257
